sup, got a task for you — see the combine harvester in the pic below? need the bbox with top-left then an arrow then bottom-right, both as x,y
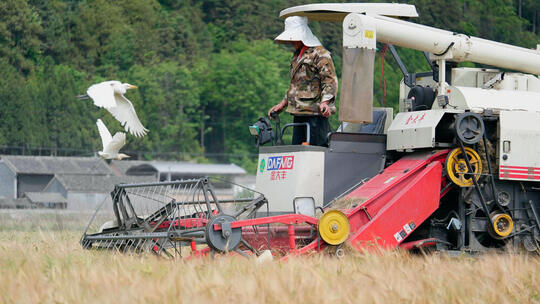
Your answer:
82,3 -> 540,257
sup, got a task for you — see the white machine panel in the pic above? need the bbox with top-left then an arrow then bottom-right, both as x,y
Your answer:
442,86 -> 540,112
256,150 -> 324,213
387,110 -> 446,150
498,111 -> 540,182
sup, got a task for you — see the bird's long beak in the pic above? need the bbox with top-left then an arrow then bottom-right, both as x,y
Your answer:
127,84 -> 138,89
76,94 -> 90,100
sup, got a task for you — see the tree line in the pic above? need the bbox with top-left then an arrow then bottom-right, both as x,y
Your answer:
1,0 -> 538,172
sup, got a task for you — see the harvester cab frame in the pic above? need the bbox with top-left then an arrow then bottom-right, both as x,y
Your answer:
249,111 -> 312,147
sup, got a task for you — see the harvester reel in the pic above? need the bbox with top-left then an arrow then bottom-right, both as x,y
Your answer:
455,112 -> 484,144
205,214 -> 242,253
446,147 -> 482,187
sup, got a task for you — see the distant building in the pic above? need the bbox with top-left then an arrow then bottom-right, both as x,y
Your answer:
0,197 -> 32,209
0,155 -> 112,199
44,174 -> 154,210
114,160 -> 248,200
23,192 -> 67,209
0,156 -> 249,210
109,160 -> 147,176
122,161 -> 246,181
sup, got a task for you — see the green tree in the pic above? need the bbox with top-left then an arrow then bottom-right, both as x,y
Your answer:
0,0 -> 43,74
0,0 -> 538,171
200,39 -> 290,170
125,61 -> 204,159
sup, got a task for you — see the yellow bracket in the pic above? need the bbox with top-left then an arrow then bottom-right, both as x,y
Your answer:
318,210 -> 350,245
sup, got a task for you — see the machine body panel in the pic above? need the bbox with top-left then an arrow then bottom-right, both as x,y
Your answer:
499,111 -> 540,181
256,146 -> 325,214
387,110 -> 446,150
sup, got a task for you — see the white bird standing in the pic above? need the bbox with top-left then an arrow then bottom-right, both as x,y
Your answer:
96,119 -> 130,160
78,81 -> 148,137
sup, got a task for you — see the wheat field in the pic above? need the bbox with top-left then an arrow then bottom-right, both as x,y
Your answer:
0,210 -> 539,304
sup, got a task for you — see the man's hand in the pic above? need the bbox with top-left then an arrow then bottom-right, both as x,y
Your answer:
319,101 -> 331,117
268,99 -> 288,119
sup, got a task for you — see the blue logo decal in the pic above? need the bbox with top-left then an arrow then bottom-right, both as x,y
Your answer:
267,156 -> 283,171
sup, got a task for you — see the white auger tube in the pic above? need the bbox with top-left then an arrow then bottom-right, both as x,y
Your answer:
344,13 -> 540,76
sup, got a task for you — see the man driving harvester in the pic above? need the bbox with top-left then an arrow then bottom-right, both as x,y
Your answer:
268,16 -> 338,147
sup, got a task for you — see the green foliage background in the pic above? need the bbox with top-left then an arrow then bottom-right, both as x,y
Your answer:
1,0 -> 539,172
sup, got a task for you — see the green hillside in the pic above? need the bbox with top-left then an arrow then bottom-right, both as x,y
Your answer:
1,0 -> 539,172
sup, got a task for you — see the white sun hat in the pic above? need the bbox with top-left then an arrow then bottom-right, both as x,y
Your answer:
275,16 -> 322,47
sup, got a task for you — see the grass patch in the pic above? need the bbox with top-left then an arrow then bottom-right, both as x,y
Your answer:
0,211 -> 538,303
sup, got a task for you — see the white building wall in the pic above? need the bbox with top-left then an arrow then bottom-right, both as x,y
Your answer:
0,163 -> 16,199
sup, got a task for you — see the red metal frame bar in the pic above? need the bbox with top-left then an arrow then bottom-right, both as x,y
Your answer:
213,214 -> 318,230
210,214 -> 320,256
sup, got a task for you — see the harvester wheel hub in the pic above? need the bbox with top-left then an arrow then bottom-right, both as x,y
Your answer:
455,160 -> 467,173
318,210 -> 350,245
205,214 -> 242,253
446,147 -> 482,187
490,213 -> 513,238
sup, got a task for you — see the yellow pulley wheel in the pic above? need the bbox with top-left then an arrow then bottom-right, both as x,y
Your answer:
318,210 -> 350,245
445,147 -> 482,187
491,213 -> 513,238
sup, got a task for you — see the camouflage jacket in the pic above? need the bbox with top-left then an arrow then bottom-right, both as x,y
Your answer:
285,46 -> 338,116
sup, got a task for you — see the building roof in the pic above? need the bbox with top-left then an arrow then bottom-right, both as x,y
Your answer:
0,155 -> 112,175
110,160 -> 148,175
48,174 -> 155,192
24,192 -> 67,203
125,161 -> 246,176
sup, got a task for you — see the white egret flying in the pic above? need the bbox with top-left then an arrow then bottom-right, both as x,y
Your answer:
96,119 -> 130,160
78,81 -> 148,137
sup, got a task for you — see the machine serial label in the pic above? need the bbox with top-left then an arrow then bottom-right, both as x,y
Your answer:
403,223 -> 412,234
394,221 -> 416,243
266,156 -> 294,171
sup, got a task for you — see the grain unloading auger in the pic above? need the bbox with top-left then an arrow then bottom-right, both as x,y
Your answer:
82,2 -> 540,258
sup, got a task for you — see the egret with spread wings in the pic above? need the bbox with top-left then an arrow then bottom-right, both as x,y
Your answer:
96,119 -> 130,160
78,81 -> 148,137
